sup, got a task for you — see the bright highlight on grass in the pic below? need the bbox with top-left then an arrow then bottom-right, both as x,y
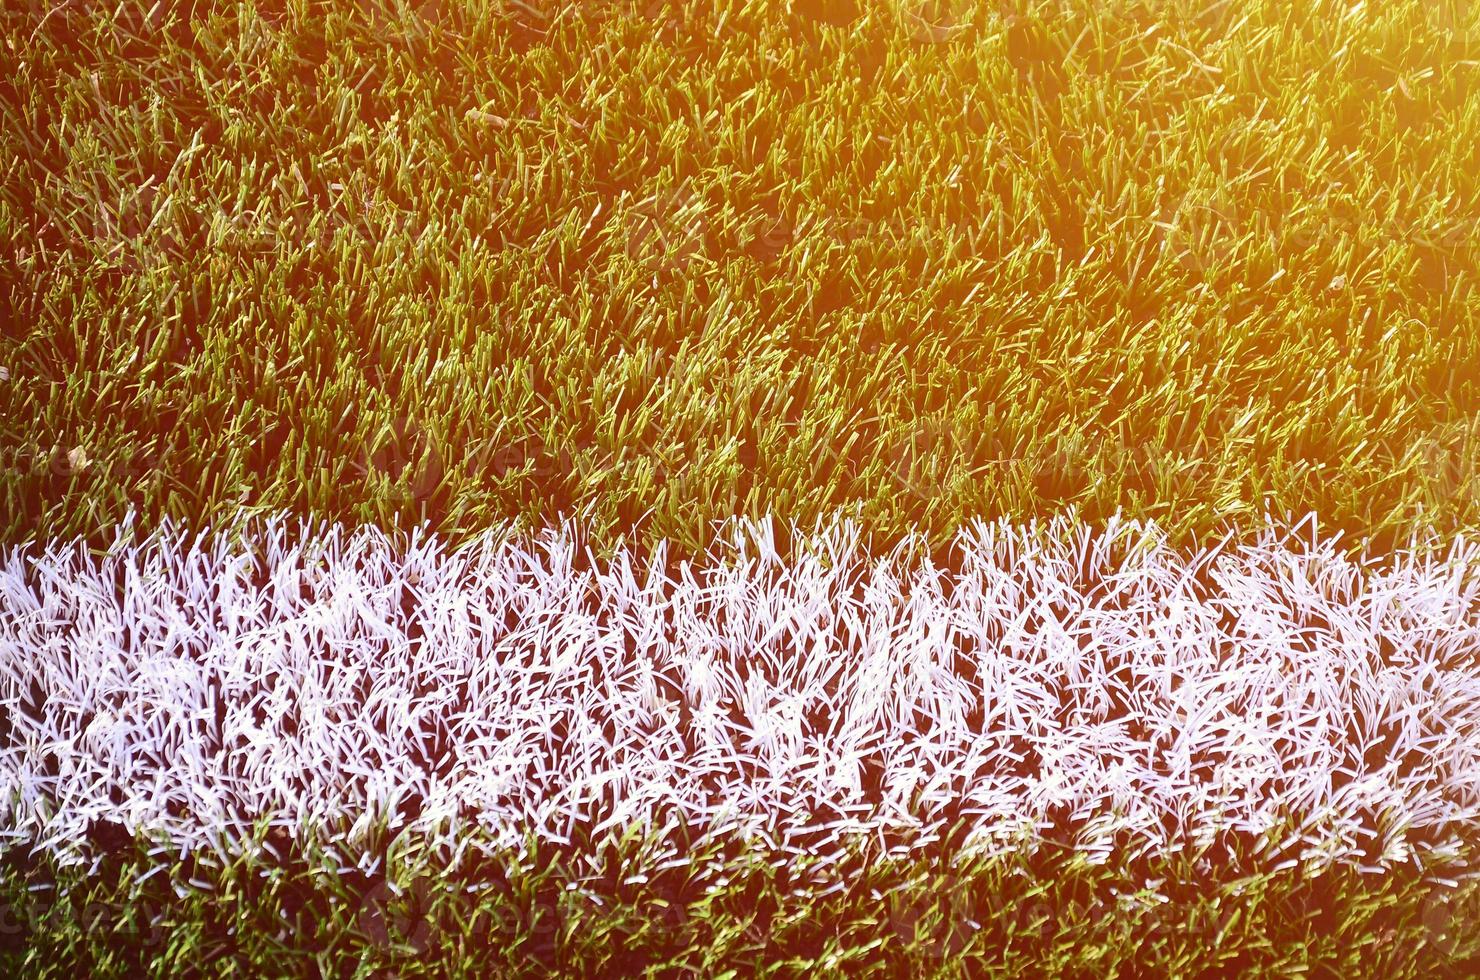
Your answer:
4,513 -> 1477,884
5,0 -> 1480,556
6,0 -> 1480,972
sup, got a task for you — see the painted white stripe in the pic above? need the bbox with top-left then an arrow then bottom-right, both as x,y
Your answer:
1,513 -> 1477,874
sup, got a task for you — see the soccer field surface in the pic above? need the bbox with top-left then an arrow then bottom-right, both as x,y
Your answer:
4,0 -> 1480,974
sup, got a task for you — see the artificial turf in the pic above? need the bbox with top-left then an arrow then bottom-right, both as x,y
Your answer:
3,823 -> 1477,978
4,0 -> 1480,974
4,0 -> 1480,554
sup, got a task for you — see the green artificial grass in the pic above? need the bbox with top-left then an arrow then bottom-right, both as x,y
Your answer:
3,0 -> 1480,555
3,824 -> 1478,978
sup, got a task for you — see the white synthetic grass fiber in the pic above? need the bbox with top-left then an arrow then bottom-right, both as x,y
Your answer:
2,512 -> 1478,875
